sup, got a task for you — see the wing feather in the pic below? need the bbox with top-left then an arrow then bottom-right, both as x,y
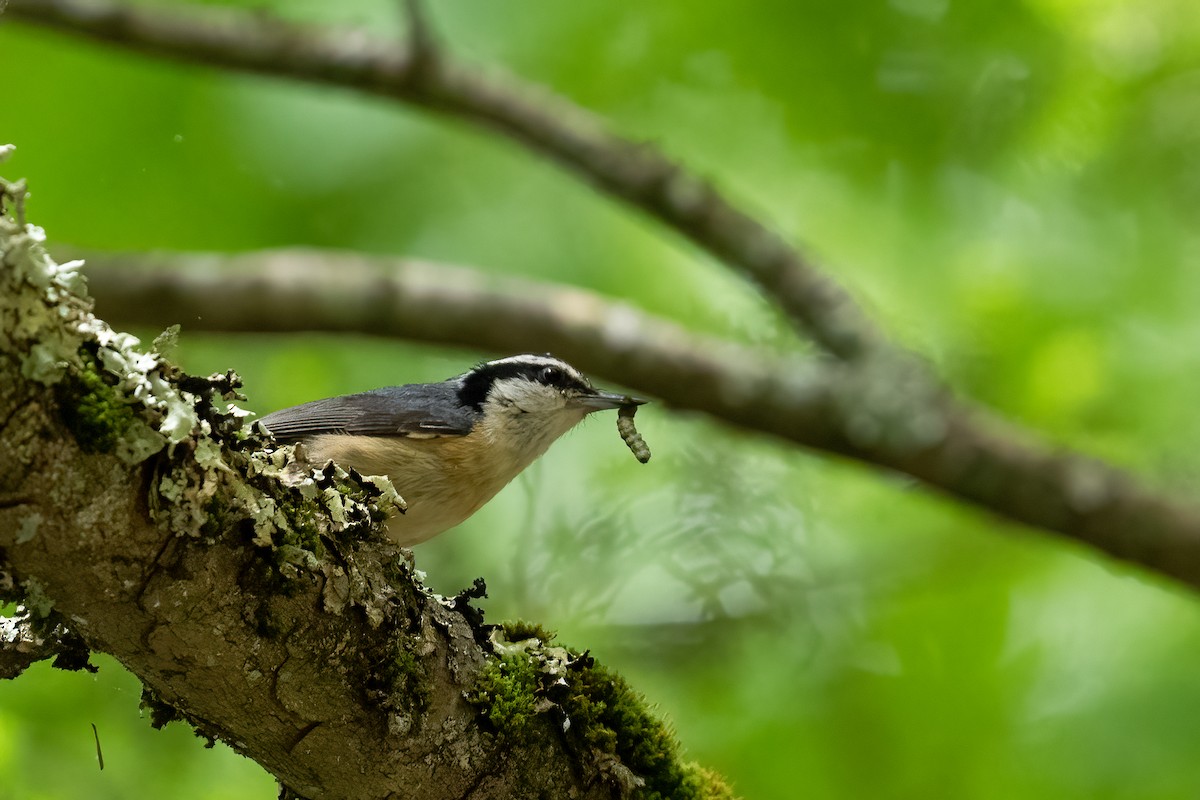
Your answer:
258,383 -> 474,442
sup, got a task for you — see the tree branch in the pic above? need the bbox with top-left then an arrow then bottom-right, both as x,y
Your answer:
80,248 -> 789,422
4,0 -> 881,360
80,248 -> 1200,590
1,182 -> 729,798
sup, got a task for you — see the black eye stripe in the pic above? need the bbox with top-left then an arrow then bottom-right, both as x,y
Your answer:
457,359 -> 592,411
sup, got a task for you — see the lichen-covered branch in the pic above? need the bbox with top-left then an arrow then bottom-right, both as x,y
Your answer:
76,248 -> 1200,589
4,0 -> 880,360
0,164 -> 730,798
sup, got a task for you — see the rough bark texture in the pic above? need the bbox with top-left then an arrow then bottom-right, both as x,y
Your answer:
0,376 -> 597,798
0,169 -> 729,800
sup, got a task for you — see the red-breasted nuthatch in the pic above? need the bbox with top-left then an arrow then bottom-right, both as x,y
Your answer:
259,354 -> 646,546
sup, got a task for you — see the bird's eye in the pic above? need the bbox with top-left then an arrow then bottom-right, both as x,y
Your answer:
539,366 -> 561,384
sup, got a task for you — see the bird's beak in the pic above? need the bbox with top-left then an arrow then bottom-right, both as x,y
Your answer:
574,390 -> 648,412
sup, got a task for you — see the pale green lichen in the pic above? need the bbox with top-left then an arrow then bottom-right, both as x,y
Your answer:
16,512 -> 42,544
151,323 -> 181,357
220,447 -> 404,554
24,341 -> 74,384
359,474 -> 405,515
55,348 -> 158,458
322,487 -> 349,525
0,185 -> 90,387
275,544 -> 320,580
1,150 -> 195,462
88,327 -> 201,456
20,578 -> 54,619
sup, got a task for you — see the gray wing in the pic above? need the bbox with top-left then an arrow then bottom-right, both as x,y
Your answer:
258,383 -> 476,443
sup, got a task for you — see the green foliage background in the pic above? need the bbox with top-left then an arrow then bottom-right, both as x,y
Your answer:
4,0 -> 1200,797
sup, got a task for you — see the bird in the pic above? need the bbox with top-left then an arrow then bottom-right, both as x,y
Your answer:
257,354 -> 646,546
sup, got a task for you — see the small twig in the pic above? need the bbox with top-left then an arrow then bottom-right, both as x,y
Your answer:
91,723 -> 105,770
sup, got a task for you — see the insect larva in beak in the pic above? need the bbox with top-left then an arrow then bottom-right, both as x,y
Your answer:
617,403 -> 651,464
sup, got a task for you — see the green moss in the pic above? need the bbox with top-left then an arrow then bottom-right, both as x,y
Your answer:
466,652 -> 542,738
258,491 -> 328,583
567,663 -> 735,799
679,765 -> 736,800
197,494 -> 231,539
565,660 -> 698,799
467,626 -> 735,799
500,619 -> 556,643
375,638 -> 431,713
55,349 -> 139,454
276,503 -> 325,560
388,644 -> 423,693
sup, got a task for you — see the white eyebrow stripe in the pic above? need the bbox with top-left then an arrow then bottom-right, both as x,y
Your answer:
481,355 -> 587,384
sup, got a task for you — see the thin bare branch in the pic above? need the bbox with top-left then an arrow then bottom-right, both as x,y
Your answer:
5,0 -> 881,360
82,248 -> 1200,590
81,248 -> 783,416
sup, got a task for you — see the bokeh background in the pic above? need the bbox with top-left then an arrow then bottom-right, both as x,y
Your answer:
5,0 -> 1200,797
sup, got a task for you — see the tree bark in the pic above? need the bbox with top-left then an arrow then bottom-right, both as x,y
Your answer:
0,169 -> 728,800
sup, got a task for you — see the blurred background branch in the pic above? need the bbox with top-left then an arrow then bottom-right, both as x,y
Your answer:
7,0 -> 881,360
80,248 -> 1200,589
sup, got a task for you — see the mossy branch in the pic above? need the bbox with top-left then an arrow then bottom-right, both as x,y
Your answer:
0,160 -> 730,798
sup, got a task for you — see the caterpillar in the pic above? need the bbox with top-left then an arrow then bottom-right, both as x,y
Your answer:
617,403 -> 651,464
